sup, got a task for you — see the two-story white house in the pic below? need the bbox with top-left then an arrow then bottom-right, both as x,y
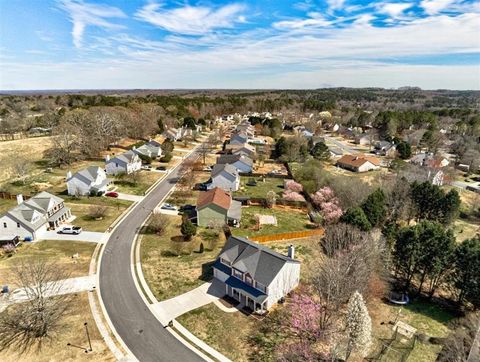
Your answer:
208,164 -> 240,192
213,236 -> 300,312
105,150 -> 142,176
132,140 -> 163,159
0,192 -> 72,240
67,166 -> 111,196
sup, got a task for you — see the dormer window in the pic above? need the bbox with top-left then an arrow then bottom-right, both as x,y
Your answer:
233,269 -> 242,279
220,258 -> 230,266
245,274 -> 253,286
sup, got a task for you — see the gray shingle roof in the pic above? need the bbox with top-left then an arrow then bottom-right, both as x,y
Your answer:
216,154 -> 253,167
211,163 -> 238,178
68,166 -> 104,186
218,236 -> 299,286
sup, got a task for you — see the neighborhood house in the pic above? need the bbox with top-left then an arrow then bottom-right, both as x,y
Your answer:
0,192 -> 72,240
132,140 -> 163,159
208,164 -> 241,192
105,150 -> 142,176
216,154 -> 254,173
67,166 -> 111,196
196,187 -> 242,227
213,236 -> 300,312
336,154 -> 380,172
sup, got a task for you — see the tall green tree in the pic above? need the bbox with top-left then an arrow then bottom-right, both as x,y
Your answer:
452,236 -> 480,308
311,141 -> 331,161
340,207 -> 372,232
396,141 -> 412,159
361,189 -> 386,228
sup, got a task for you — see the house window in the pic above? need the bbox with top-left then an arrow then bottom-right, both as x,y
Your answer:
3,222 -> 6,228
233,269 -> 242,279
245,274 -> 253,286
220,258 -> 230,266
17,222 -> 20,228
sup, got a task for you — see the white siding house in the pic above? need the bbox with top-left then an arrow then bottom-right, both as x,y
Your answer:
67,166 -> 111,196
105,150 -> 142,176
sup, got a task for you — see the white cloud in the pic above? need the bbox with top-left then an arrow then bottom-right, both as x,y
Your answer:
327,0 -> 346,12
274,12 -> 333,29
58,0 -> 126,48
135,2 -> 246,35
420,0 -> 456,15
378,2 -> 414,18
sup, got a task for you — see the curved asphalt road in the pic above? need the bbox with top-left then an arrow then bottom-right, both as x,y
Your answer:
99,149 -> 204,362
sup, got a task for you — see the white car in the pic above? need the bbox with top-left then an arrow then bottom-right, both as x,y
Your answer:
58,226 -> 82,235
202,166 -> 213,171
161,203 -> 177,211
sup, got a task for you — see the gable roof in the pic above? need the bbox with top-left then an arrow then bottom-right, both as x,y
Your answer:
216,154 -> 253,167
5,204 -> 45,232
109,150 -> 139,165
197,187 -> 232,211
218,236 -> 299,286
24,191 -> 64,213
68,166 -> 104,186
337,154 -> 380,168
211,163 -> 238,178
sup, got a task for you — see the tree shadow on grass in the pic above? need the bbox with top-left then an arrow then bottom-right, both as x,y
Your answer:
199,261 -> 214,282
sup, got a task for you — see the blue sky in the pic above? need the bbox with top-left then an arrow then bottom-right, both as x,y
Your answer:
0,0 -> 479,90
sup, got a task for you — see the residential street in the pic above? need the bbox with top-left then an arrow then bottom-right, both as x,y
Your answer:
323,135 -> 357,154
99,147 -> 205,362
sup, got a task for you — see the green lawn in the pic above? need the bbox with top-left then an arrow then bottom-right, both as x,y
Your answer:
0,240 -> 96,287
140,215 -> 226,301
177,303 -> 255,362
66,199 -> 131,232
232,205 -> 312,238
234,177 -> 285,198
0,198 -> 17,215
370,299 -> 456,362
112,171 -> 165,195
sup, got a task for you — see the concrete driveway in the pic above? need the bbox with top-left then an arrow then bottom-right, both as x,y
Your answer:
116,193 -> 145,202
151,282 -> 224,324
38,230 -> 107,243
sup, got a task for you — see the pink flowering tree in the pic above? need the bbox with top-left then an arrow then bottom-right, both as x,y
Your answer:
282,190 -> 305,202
311,187 -> 343,224
288,293 -> 321,340
285,180 -> 303,193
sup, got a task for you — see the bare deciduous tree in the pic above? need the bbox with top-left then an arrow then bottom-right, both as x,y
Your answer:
148,213 -> 171,236
0,261 -> 72,353
88,205 -> 108,219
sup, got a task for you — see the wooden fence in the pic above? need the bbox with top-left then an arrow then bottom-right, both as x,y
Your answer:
0,191 -> 31,201
250,228 -> 324,243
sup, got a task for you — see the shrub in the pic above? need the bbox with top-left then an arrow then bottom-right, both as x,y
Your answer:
341,207 -> 372,231
160,152 -> 173,163
181,219 -> 197,241
88,205 -> 108,219
285,180 -> 303,193
282,190 -> 305,202
148,213 -> 171,236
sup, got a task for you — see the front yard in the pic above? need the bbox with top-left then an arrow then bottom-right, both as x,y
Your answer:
140,214 -> 226,301
1,292 -> 115,362
232,205 -> 313,238
0,240 -> 96,287
112,171 -> 165,195
66,197 -> 132,232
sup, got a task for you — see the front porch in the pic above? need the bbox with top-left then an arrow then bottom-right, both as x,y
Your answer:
224,277 -> 267,314
47,207 -> 72,229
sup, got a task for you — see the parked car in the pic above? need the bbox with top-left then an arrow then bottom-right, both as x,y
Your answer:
156,166 -> 167,171
202,166 -> 213,171
141,165 -> 152,171
58,226 -> 82,235
194,183 -> 208,191
105,191 -> 119,198
161,203 -> 177,211
179,204 -> 195,212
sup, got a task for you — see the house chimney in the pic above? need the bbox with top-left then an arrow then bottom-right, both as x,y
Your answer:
105,154 -> 110,162
66,171 -> 72,179
288,245 -> 295,259
16,194 -> 24,205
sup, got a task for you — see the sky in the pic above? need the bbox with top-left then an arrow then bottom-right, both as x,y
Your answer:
0,0 -> 479,90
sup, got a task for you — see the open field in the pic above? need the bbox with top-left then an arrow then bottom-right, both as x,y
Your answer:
0,292 -> 115,362
0,197 -> 17,214
232,205 -> 313,238
0,240 -> 96,287
140,214 -> 226,301
234,176 -> 285,198
0,136 -> 53,181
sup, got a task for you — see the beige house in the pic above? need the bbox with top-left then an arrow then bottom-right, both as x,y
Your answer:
336,154 -> 380,172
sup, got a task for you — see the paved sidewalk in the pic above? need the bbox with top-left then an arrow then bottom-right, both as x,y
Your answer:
38,230 -> 107,243
0,275 -> 96,308
151,282 -> 224,324
116,193 -> 145,202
